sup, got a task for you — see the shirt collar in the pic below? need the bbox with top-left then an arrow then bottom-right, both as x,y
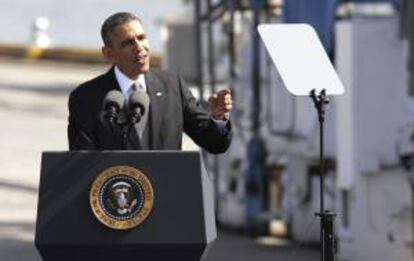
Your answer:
114,66 -> 147,97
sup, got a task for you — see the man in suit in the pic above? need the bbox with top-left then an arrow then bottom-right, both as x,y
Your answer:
68,12 -> 232,153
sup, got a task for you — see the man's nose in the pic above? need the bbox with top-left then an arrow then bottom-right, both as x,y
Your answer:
133,39 -> 143,51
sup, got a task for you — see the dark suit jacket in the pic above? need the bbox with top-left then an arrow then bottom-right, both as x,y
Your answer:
68,67 -> 232,154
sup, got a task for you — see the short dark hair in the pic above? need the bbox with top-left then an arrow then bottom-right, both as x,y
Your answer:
101,12 -> 141,47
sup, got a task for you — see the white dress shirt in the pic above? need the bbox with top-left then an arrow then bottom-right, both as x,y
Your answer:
114,66 -> 147,99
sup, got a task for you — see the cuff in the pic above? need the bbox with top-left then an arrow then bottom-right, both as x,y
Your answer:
211,113 -> 230,127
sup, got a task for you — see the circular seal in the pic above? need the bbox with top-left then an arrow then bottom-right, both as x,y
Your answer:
89,165 -> 154,230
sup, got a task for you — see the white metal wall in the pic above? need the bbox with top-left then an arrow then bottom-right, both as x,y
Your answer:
335,16 -> 414,261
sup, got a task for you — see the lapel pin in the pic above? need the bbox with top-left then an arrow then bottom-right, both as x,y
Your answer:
156,92 -> 163,96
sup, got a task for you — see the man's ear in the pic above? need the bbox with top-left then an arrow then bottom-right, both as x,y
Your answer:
102,46 -> 113,60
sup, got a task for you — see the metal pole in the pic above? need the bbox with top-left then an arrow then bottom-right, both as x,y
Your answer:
252,2 -> 261,131
310,89 -> 335,261
207,0 -> 216,95
228,0 -> 236,82
319,91 -> 326,261
245,0 -> 268,237
194,0 -> 204,98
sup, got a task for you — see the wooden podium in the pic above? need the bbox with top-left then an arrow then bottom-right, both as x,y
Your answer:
35,151 -> 216,261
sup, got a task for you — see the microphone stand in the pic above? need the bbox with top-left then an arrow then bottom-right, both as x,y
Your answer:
120,113 -> 143,150
104,110 -> 127,149
120,124 -> 130,150
310,89 -> 336,261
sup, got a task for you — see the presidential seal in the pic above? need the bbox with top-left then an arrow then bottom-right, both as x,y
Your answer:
89,165 -> 154,230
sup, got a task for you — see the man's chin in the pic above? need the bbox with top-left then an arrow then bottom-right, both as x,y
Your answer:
139,64 -> 150,73
138,67 -> 149,74
130,64 -> 150,76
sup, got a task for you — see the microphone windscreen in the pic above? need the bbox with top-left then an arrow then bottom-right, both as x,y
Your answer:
103,90 -> 124,109
129,91 -> 150,114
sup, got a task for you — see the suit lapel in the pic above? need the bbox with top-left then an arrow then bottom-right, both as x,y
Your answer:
145,71 -> 165,149
103,66 -> 122,93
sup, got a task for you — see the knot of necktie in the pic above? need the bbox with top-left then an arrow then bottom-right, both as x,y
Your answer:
130,82 -> 145,93
127,83 -> 143,101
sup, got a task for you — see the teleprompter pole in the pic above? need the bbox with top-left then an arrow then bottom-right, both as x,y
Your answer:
310,89 -> 336,261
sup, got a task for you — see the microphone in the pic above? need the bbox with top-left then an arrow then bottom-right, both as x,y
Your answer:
102,90 -> 125,123
128,91 -> 149,124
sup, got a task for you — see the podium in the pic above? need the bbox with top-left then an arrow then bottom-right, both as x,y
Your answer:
35,151 -> 216,261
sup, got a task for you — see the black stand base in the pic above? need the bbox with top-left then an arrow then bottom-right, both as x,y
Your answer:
315,211 -> 336,261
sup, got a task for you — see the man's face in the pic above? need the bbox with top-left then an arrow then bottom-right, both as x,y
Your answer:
102,20 -> 150,79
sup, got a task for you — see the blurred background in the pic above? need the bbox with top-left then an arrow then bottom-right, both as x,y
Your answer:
0,0 -> 413,260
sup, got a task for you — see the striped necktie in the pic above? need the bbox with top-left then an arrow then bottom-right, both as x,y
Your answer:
130,83 -> 150,141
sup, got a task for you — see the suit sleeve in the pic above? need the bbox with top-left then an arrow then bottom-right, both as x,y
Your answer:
67,89 -> 98,150
179,76 -> 232,154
